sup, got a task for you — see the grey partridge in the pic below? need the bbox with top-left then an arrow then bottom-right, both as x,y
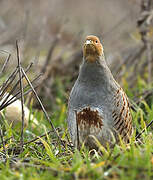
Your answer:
67,35 -> 133,149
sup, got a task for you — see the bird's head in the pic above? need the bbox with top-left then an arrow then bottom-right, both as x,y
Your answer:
83,35 -> 103,62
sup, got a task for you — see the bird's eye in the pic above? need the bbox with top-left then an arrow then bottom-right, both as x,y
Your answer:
95,40 -> 98,43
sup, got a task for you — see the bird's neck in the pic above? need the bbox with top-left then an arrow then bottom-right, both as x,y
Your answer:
78,56 -> 114,86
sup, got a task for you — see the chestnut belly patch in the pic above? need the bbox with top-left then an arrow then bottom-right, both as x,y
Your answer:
76,107 -> 103,130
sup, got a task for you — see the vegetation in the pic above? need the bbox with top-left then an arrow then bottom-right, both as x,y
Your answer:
0,0 -> 153,179
0,72 -> 153,179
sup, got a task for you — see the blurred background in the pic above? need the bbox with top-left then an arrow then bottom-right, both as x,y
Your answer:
0,0 -> 153,112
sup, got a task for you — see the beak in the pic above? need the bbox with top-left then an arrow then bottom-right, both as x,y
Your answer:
85,40 -> 92,45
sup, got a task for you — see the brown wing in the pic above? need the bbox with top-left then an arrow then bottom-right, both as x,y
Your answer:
112,87 -> 133,142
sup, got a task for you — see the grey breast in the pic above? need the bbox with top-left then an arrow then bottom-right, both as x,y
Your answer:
67,58 -> 120,145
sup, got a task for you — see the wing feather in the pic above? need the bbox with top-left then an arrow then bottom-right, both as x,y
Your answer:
112,87 -> 133,142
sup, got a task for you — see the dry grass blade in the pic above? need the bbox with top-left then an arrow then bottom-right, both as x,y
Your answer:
16,41 -> 25,149
0,137 -> 13,147
0,62 -> 33,110
0,84 -> 40,111
21,67 -> 65,147
1,73 -> 43,109
0,124 -> 6,157
135,119 -> 153,140
0,51 -> 11,76
23,128 -> 61,145
0,67 -> 18,97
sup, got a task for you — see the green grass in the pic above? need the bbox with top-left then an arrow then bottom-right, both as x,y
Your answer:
0,77 -> 153,180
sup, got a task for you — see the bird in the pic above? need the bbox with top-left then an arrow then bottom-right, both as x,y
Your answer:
67,35 -> 133,149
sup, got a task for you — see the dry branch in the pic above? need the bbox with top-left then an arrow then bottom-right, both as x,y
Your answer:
41,34 -> 61,74
16,41 -> 25,149
2,73 -> 42,109
21,67 -> 64,147
0,62 -> 33,110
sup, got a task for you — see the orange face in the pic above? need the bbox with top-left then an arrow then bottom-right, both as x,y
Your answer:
83,35 -> 103,62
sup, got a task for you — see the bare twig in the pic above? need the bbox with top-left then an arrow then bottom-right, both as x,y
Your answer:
0,67 -> 18,97
41,34 -> 61,74
0,52 -> 11,76
23,128 -> 61,145
0,84 -> 39,111
135,119 -> 153,139
0,62 -> 33,110
16,41 -> 25,149
2,72 -> 43,109
21,67 -> 64,147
